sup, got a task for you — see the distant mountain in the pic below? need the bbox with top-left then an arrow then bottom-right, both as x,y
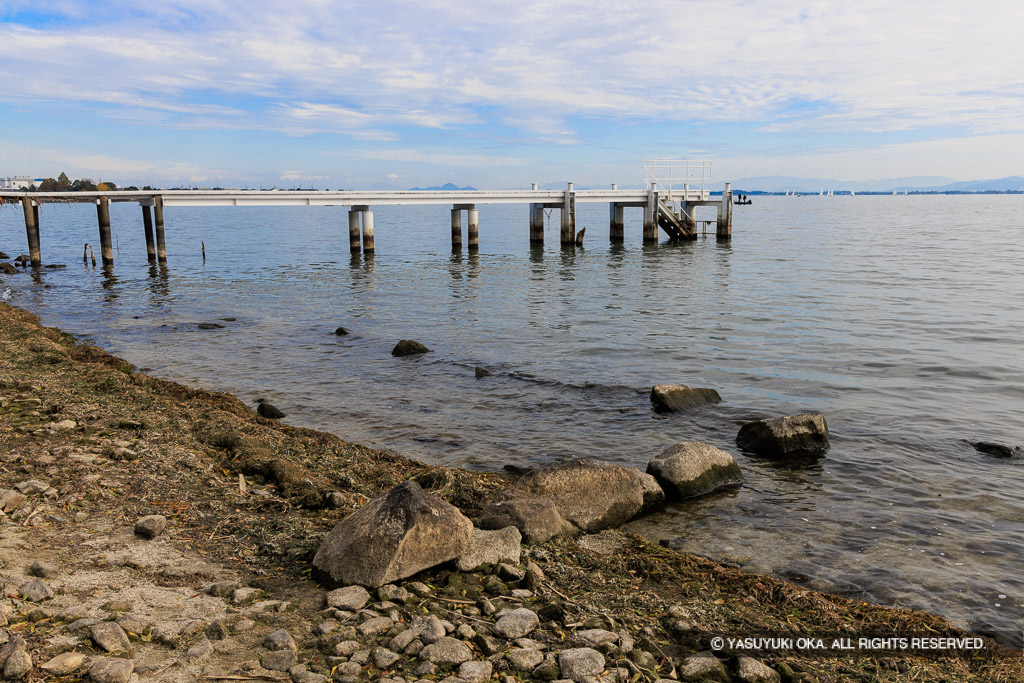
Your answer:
907,176 -> 1024,192
729,175 -> 956,193
408,182 -> 478,191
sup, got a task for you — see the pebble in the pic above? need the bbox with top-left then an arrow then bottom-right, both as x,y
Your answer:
134,514 -> 167,539
90,621 -> 132,653
206,580 -> 239,597
88,657 -> 134,683
412,614 -> 446,644
737,655 -> 781,683
493,608 -> 539,639
358,616 -> 394,636
373,646 -> 401,669
260,649 -> 297,672
334,640 -> 362,656
40,651 -> 88,675
27,560 -> 58,578
17,578 -> 54,602
420,636 -> 473,665
559,648 -> 605,680
231,587 -> 264,604
187,637 -> 214,661
326,585 -> 370,611
458,660 -> 493,683
507,647 -> 544,671
2,649 -> 31,679
263,629 -> 297,651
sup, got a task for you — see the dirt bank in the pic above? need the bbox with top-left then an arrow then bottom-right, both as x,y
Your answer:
0,302 -> 1020,682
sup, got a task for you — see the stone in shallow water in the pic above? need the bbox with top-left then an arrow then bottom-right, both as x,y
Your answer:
391,339 -> 430,356
646,441 -> 742,500
736,413 -> 830,458
650,384 -> 722,412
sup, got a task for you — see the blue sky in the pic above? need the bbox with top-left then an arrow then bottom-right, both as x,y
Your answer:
1,0 -> 1022,188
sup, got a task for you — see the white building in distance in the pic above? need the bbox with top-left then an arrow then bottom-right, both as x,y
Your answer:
0,176 -> 43,190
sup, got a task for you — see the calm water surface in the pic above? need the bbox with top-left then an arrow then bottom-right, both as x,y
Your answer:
2,195 -> 1022,643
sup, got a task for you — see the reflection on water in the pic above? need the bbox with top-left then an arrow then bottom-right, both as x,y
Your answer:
2,196 -> 1023,644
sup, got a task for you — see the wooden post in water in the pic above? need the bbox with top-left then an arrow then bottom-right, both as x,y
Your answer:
643,187 -> 658,243
96,196 -> 114,265
609,203 -> 624,242
717,182 -> 733,240
21,197 -> 41,267
529,203 -> 544,244
467,205 -> 479,249
561,182 -> 575,246
361,207 -> 374,253
451,207 -> 462,249
154,197 -> 167,262
141,203 -> 156,262
348,208 -> 361,253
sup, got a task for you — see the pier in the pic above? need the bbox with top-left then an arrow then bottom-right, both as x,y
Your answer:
0,163 -> 733,266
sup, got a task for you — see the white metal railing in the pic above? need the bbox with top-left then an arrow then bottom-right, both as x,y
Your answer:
642,159 -> 712,213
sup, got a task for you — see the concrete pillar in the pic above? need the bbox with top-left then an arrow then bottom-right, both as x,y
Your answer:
609,203 -> 624,241
348,208 -> 361,253
531,183 -> 538,190
611,183 -> 618,190
717,182 -> 733,240
561,182 -> 575,245
96,196 -> 114,265
21,198 -> 41,267
529,203 -> 544,244
643,189 -> 658,243
451,208 -> 462,248
141,204 -> 156,262
154,197 -> 167,262
467,206 -> 479,248
361,208 -> 374,253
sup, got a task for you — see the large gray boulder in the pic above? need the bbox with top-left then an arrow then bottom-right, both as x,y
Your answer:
312,481 -> 473,587
651,384 -> 721,412
736,414 -> 830,458
647,442 -> 742,500
480,492 -> 567,544
514,459 -> 653,533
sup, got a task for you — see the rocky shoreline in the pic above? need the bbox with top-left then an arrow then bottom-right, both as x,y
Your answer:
0,302 -> 1020,682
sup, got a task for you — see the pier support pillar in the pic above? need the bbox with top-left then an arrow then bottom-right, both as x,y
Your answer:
21,197 -> 41,267
561,182 -> 575,246
451,208 -> 462,249
348,208 -> 362,253
141,203 -> 156,262
717,182 -> 733,240
467,206 -> 479,249
154,197 -> 167,262
643,188 -> 658,243
96,196 -> 114,265
360,208 -> 374,253
529,203 -> 544,244
609,203 -> 624,242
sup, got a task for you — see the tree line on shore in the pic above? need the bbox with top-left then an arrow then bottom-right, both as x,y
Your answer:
28,172 -> 151,192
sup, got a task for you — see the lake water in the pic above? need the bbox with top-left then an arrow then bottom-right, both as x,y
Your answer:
2,195 -> 1022,644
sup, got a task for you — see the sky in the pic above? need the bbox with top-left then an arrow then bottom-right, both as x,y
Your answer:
1,0 -> 1022,189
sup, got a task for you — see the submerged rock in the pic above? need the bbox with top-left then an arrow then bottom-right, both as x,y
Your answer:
475,366 -> 491,378
334,326 -> 350,336
647,442 -> 742,500
736,413 -> 830,458
312,481 -> 472,587
651,384 -> 722,412
515,459 -> 656,533
0,263 -> 17,275
392,339 -> 430,356
972,441 -> 1022,458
